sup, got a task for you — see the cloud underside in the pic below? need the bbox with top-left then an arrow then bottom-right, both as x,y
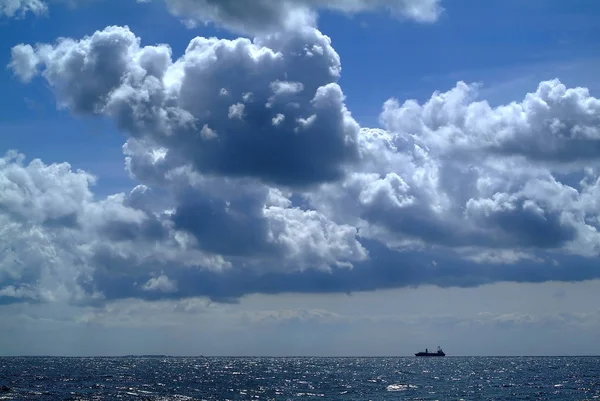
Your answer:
4,19 -> 600,305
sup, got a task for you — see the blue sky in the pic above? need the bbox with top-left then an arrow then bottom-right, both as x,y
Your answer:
1,0 -> 600,356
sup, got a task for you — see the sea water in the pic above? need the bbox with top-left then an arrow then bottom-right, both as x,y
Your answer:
0,356 -> 598,400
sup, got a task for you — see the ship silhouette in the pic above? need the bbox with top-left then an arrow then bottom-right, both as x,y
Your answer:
415,346 -> 445,357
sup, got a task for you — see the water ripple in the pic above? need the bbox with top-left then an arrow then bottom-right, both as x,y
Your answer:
0,356 -> 598,400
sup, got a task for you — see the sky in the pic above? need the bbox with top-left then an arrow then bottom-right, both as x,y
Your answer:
0,0 -> 600,357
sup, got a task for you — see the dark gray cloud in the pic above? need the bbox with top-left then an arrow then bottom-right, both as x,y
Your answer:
171,187 -> 278,257
75,239 -> 600,304
465,195 -> 578,249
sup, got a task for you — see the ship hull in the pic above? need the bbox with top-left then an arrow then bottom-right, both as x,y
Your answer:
414,353 -> 445,357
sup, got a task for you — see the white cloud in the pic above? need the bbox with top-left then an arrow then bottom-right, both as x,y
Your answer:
6,24 -> 600,307
10,25 -> 357,187
0,0 -> 46,17
272,113 -> 285,126
6,24 -> 368,277
160,0 -> 443,34
1,0 -> 443,32
380,79 -> 600,167
307,80 -> 600,261
0,151 -> 229,304
200,124 -> 218,140
0,24 -> 370,301
141,273 -> 178,293
227,102 -> 245,120
9,44 -> 41,82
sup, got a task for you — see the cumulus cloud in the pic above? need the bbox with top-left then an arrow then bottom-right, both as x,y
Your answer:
157,0 -> 443,34
380,79 -> 600,167
10,25 -> 357,187
0,0 -> 46,18
168,178 -> 367,270
0,151 -> 209,304
141,273 -> 178,293
0,24 -> 368,303
6,24 -> 600,307
306,79 -> 600,262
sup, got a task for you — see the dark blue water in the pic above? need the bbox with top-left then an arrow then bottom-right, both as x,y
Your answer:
0,356 -> 598,400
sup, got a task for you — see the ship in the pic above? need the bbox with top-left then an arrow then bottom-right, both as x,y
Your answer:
415,346 -> 445,357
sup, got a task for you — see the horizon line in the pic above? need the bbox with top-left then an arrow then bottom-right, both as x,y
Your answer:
1,354 -> 599,358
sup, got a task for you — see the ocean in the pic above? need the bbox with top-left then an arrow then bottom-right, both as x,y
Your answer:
0,356 -> 598,400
